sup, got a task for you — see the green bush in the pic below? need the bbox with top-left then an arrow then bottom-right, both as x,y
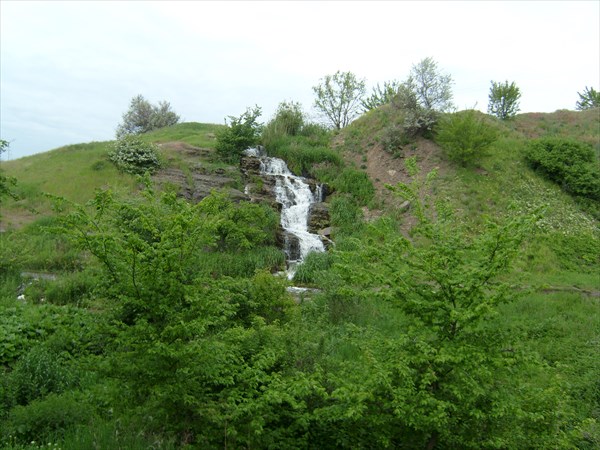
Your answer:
108,135 -> 161,175
216,106 -> 262,163
10,345 -> 77,405
3,391 -> 94,444
435,109 -> 498,166
525,138 -> 600,200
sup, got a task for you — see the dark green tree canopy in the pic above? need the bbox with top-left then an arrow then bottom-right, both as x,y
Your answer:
488,80 -> 521,119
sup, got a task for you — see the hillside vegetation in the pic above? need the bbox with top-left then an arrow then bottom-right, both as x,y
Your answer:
0,105 -> 599,449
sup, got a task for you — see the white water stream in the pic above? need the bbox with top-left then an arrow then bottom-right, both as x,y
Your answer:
245,148 -> 325,279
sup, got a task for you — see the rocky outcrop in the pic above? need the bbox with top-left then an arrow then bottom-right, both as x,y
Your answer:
154,168 -> 247,203
307,202 -> 330,234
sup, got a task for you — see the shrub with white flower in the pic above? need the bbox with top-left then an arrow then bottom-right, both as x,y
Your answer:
108,135 -> 161,175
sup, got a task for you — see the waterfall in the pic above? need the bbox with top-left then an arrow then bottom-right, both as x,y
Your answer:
245,148 -> 325,279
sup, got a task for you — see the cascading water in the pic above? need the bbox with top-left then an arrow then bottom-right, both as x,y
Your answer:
245,148 -> 325,279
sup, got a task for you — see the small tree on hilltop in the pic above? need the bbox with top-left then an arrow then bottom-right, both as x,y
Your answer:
488,80 -> 521,120
313,71 -> 366,129
405,57 -> 454,112
575,86 -> 600,110
361,80 -> 401,112
116,95 -> 180,139
216,106 -> 263,163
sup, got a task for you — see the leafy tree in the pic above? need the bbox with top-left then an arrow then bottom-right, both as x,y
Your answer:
313,71 -> 366,129
361,80 -> 401,111
575,86 -> 600,110
435,109 -> 498,166
405,57 -> 454,112
0,140 -> 18,205
115,94 -> 180,139
108,135 -> 162,175
52,183 -> 293,445
488,80 -> 521,119
216,106 -> 263,163
326,163 -> 564,448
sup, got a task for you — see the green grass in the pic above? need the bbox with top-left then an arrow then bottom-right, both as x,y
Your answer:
141,122 -> 225,148
1,123 -> 227,229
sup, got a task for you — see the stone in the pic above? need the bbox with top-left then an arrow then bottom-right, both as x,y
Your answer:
307,202 -> 330,234
399,200 -> 411,213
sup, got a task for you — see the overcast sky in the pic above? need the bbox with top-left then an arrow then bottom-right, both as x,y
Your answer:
1,1 -> 599,160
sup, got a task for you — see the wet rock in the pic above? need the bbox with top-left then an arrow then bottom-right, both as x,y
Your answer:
308,202 -> 330,234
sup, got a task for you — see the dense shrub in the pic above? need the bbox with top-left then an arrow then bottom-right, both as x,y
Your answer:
525,138 -> 600,200
3,391 -> 94,443
435,109 -> 498,166
216,106 -> 262,163
108,135 -> 161,175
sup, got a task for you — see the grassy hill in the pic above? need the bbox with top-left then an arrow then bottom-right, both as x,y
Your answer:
0,122 -> 225,230
0,110 -> 599,448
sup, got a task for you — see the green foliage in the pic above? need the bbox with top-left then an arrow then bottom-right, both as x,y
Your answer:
3,391 -> 94,444
328,194 -> 364,233
544,231 -> 600,272
488,80 -> 521,119
325,168 -> 568,447
361,80 -> 401,111
313,71 -> 366,129
54,184 -> 278,326
292,251 -> 332,285
525,138 -> 600,200
435,109 -> 499,166
262,101 -> 305,143
9,346 -> 77,406
329,167 -> 375,205
264,133 -> 341,176
576,86 -> 600,110
216,106 -> 263,163
108,135 -> 162,175
0,140 -> 18,206
115,94 -> 180,139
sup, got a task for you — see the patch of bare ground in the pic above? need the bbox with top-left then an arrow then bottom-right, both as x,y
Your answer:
156,141 -> 213,161
339,136 -> 452,232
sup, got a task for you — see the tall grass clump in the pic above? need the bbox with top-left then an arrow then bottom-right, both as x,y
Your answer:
197,246 -> 285,278
329,195 -> 364,235
292,251 -> 332,285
